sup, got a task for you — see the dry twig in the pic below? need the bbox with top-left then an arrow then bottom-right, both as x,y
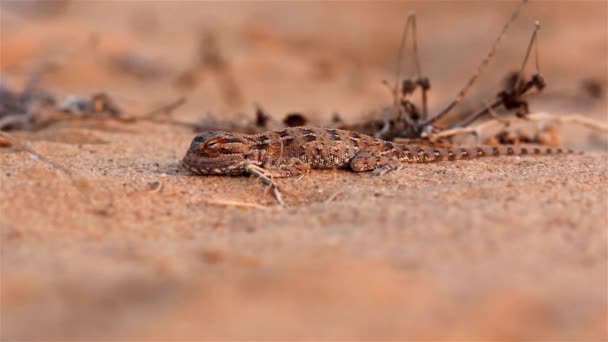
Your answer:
424,0 -> 529,126
203,198 -> 268,210
246,164 -> 288,208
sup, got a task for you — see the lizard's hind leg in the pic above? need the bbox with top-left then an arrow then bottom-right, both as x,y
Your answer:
349,148 -> 405,175
371,162 -> 405,176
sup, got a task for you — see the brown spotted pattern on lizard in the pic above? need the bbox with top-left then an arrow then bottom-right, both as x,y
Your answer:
182,127 -> 571,177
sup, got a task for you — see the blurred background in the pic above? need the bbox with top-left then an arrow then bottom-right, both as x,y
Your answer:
2,1 -> 606,125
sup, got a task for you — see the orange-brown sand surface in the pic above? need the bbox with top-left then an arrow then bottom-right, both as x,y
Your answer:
1,2 -> 607,340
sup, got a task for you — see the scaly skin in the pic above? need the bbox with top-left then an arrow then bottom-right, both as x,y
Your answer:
182,127 -> 571,177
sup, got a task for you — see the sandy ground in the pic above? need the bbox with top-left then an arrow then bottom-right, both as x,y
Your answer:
1,1 -> 607,340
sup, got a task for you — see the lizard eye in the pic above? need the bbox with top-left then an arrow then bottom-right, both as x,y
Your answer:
203,139 -> 221,150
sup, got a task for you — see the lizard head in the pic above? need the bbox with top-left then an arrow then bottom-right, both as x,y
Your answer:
182,131 -> 251,175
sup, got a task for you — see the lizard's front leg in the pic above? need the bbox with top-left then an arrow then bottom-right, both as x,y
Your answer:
263,157 -> 311,178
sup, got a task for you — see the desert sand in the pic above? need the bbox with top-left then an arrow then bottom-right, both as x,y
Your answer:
1,2 -> 607,340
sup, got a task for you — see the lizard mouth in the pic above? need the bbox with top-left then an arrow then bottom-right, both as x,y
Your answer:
181,159 -> 208,175
182,150 -> 247,175
182,153 -> 214,174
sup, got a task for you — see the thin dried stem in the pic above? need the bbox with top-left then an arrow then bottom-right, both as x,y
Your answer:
410,14 -> 422,77
514,21 -> 541,89
423,0 -> 528,126
450,98 -> 503,128
393,13 -> 417,126
484,99 -> 511,125
203,198 -> 267,209
141,97 -> 187,119
426,126 -> 478,142
534,21 -> 541,72
246,164 -> 288,208
393,13 -> 416,102
324,191 -> 342,204
408,14 -> 429,120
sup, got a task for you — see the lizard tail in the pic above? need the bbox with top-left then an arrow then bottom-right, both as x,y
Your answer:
406,145 -> 575,163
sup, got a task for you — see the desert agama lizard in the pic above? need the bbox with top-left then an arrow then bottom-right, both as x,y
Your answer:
183,127 -> 570,177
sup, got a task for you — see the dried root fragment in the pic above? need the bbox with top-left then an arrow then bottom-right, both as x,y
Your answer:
425,112 -> 608,145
